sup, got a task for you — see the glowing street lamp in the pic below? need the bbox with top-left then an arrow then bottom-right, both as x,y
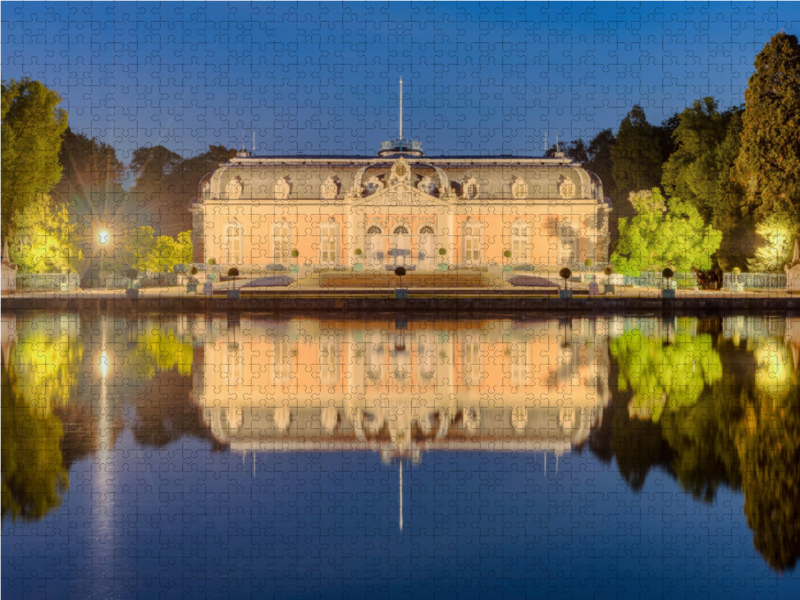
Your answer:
98,231 -> 109,245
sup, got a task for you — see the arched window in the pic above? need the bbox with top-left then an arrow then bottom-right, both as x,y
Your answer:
366,225 -> 382,235
224,222 -> 244,264
392,225 -> 410,265
419,225 -> 435,266
510,220 -> 530,262
273,221 -> 292,264
320,220 -> 338,266
463,219 -> 482,265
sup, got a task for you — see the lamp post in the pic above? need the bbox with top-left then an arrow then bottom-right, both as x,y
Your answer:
96,230 -> 109,288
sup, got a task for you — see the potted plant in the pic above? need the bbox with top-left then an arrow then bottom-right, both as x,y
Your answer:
559,267 -> 572,299
206,258 -> 218,282
604,266 -> 615,293
437,247 -> 448,272
289,249 -> 300,273
227,267 -> 241,299
125,268 -> 139,299
394,266 -> 407,299
662,267 -> 675,298
187,267 -> 199,293
353,248 -> 364,272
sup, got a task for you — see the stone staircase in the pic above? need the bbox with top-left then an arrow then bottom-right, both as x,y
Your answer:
319,271 -> 490,288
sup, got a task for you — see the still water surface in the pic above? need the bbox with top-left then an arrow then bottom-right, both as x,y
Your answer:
2,312 -> 800,599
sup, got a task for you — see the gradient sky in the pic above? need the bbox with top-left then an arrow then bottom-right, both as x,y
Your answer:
3,1 -> 799,163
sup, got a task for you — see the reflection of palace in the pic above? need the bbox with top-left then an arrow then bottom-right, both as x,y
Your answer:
193,317 -> 613,462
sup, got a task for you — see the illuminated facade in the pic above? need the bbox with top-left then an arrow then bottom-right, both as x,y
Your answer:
189,142 -> 612,275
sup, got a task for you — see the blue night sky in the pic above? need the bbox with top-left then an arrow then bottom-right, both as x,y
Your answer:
3,1 -> 799,163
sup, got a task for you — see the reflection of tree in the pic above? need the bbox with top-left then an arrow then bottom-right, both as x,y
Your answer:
1,360 -> 68,522
734,385 -> 800,572
131,370 -> 222,450
9,315 -> 83,410
131,322 -> 193,379
604,323 -> 800,571
589,356 -> 672,492
610,319 -> 722,422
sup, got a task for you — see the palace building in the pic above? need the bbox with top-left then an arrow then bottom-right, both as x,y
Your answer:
189,131 -> 611,276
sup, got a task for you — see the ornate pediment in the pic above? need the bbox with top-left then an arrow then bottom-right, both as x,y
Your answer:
352,182 -> 451,207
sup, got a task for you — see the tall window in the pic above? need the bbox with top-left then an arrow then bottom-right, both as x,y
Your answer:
464,219 -> 482,264
273,221 -> 292,264
225,222 -> 243,264
462,338 -> 482,386
558,221 -> 578,264
509,341 -> 528,386
320,340 -> 338,387
419,225 -> 435,266
366,225 -> 383,268
510,221 -> 529,262
392,225 -> 409,265
320,221 -> 338,265
274,339 -> 293,382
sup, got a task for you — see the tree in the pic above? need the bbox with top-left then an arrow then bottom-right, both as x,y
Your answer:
1,78 -> 68,241
7,193 -> 84,273
118,226 -> 192,273
150,145 -> 236,236
662,98 -> 738,221
50,127 -> 125,205
128,145 -> 182,200
747,213 -> 798,272
611,106 -> 665,223
735,32 -> 800,222
611,189 -> 722,275
584,129 -> 617,203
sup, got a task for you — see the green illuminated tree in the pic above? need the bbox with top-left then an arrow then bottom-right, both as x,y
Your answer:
735,32 -> 800,223
611,189 -> 722,275
747,213 -> 798,272
1,78 -> 68,241
7,193 -> 84,274
118,226 -> 192,273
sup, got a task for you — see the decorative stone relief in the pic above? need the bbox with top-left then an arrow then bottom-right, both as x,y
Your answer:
321,177 -> 339,200
559,178 -> 575,199
365,176 -> 384,195
388,157 -> 412,186
417,176 -> 436,195
275,177 -> 290,200
226,177 -> 244,200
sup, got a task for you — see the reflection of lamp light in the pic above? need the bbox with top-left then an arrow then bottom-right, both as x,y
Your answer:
98,231 -> 109,245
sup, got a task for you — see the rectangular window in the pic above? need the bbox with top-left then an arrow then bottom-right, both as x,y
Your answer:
321,223 -> 337,265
